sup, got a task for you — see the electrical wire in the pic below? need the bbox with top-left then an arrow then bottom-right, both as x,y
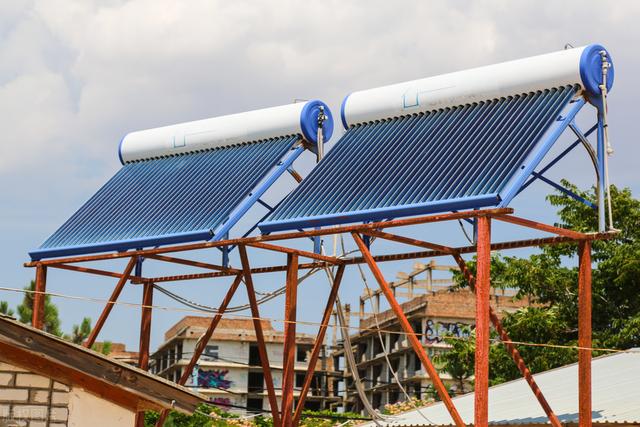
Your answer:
344,235 -> 435,424
0,285 -> 630,354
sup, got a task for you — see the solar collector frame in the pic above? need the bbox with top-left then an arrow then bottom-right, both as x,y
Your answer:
260,85 -> 580,232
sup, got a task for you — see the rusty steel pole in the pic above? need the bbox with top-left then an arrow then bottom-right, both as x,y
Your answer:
453,254 -> 562,427
578,241 -> 592,427
85,257 -> 138,349
281,254 -> 299,426
352,232 -> 466,427
292,264 -> 345,426
155,274 -> 243,427
239,245 -> 282,427
475,216 -> 491,427
32,264 -> 47,330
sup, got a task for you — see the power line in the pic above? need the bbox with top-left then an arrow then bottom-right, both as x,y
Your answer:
0,285 -> 631,355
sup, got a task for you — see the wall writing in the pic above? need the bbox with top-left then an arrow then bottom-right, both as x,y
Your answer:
425,320 -> 471,344
198,369 -> 233,389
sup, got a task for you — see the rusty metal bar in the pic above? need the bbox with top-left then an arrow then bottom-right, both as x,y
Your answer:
362,229 -> 456,253
146,235 -> 615,283
475,216 -> 491,427
146,254 -> 240,274
452,254 -> 562,427
138,282 -> 154,370
32,265 -> 47,330
50,263 -> 146,283
351,232 -> 466,427
25,208 -> 514,267
156,274 -> 243,427
84,257 -> 138,349
246,241 -> 343,264
238,245 -> 282,427
578,241 -> 592,427
281,253 -> 298,426
292,264 -> 345,426
494,215 -> 588,239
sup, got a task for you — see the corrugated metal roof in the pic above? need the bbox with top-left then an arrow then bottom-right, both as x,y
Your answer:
31,136 -> 299,259
260,86 -> 580,232
360,350 -> 640,426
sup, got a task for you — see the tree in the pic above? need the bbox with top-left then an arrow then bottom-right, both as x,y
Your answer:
435,327 -> 475,394
0,301 -> 14,317
16,280 -> 62,336
66,317 -> 92,345
447,182 -> 640,386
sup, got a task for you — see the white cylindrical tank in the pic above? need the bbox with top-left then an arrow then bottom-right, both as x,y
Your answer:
341,44 -> 614,128
119,100 -> 334,163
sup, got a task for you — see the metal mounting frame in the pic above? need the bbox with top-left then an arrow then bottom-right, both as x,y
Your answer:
25,208 -> 615,427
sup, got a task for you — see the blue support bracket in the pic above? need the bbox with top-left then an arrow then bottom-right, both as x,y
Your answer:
531,172 -> 596,210
499,98 -> 586,206
212,146 -> 305,241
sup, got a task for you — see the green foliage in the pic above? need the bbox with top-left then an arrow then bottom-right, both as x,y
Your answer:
17,280 -> 62,336
0,301 -> 14,316
143,406 -> 363,427
66,317 -> 92,344
434,327 -> 475,394
445,182 -> 640,387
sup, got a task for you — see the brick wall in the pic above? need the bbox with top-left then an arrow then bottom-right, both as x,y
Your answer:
0,362 -> 69,427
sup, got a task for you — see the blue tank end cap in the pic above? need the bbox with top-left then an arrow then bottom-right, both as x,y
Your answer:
579,44 -> 614,101
300,100 -> 334,144
117,135 -> 126,165
340,93 -> 351,129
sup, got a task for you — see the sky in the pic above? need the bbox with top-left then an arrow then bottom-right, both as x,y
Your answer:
0,0 -> 639,352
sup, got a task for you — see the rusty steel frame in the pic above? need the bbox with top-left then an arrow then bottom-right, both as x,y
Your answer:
155,274 -> 244,427
24,208 -> 608,427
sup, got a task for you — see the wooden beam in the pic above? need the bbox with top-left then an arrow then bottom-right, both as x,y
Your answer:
0,318 -> 203,414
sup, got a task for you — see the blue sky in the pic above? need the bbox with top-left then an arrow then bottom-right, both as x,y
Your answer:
1,0 -> 639,351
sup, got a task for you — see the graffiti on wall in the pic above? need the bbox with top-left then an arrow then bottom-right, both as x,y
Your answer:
425,320 -> 471,344
211,397 -> 233,408
198,369 -> 233,389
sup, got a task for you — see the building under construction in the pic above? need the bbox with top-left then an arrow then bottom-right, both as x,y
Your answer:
329,262 -> 527,412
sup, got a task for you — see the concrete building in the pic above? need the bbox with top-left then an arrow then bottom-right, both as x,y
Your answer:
329,262 -> 527,413
151,316 -> 338,413
0,315 -> 203,427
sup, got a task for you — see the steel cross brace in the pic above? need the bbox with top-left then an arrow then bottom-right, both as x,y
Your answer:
155,274 -> 244,427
